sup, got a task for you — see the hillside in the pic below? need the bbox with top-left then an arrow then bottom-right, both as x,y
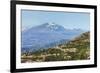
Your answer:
21,31 -> 90,63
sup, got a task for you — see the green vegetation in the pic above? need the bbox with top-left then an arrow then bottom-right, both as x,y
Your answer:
21,32 -> 90,63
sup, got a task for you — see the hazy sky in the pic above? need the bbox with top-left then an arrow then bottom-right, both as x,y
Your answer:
21,10 -> 90,31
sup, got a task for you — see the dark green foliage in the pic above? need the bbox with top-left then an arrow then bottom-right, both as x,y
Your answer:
45,53 -> 66,61
47,48 -> 62,54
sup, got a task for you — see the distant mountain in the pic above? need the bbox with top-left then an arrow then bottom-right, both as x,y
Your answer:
22,22 -> 85,53
23,22 -> 67,33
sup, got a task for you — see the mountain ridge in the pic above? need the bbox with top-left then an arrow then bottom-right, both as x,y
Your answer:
21,22 -> 85,53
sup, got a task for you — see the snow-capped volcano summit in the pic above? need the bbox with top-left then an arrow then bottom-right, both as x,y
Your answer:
48,22 -> 56,25
35,22 -> 66,32
46,22 -> 62,28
